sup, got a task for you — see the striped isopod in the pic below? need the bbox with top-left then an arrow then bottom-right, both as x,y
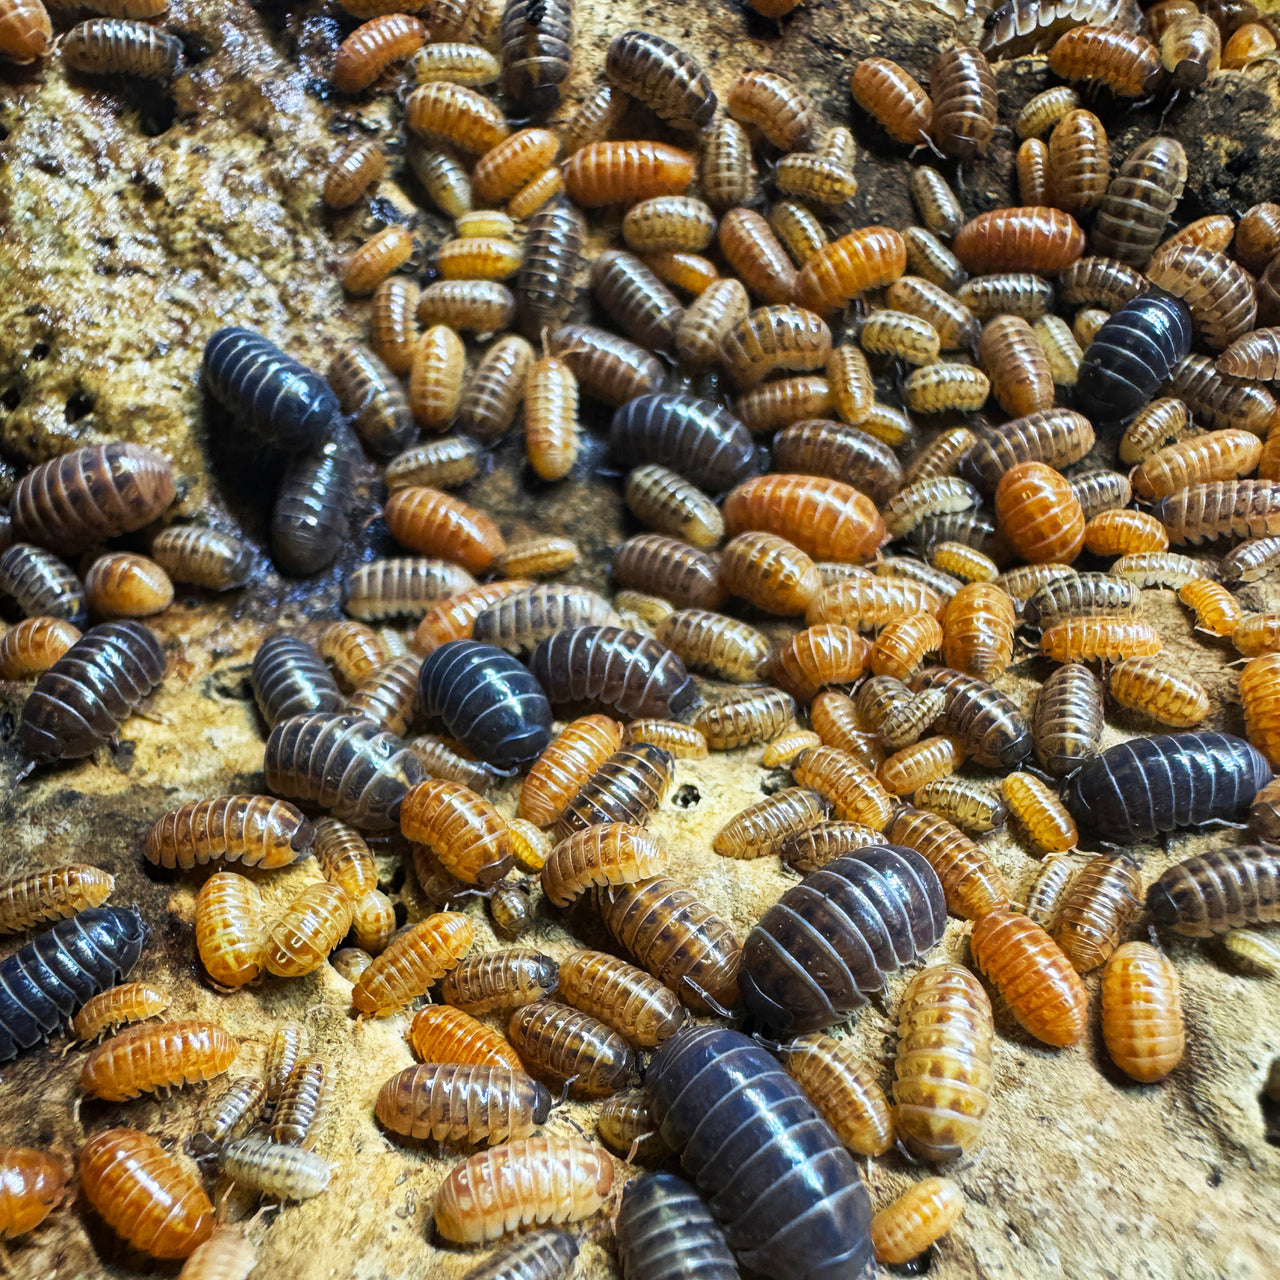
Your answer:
1025,854 -> 1077,928
411,582 -> 537,655
344,558 -> 477,622
595,875 -> 742,1013
440,948 -> 558,1015
1145,846 -> 1280,935
79,1129 -> 212,1259
433,1136 -> 614,1242
491,537 -> 579,581
264,713 -> 426,830
910,167 -> 963,239
270,1054 -> 333,1148
598,1090 -> 670,1160
404,82 -> 509,154
623,719 -> 706,759
251,635 -> 343,728
319,623 -> 388,691
713,788 -> 831,859
1052,855 -> 1142,972
781,1032 -> 894,1157
0,546 -> 85,624
150,526 -> 254,592
327,345 -> 414,458
775,153 -> 857,206
718,304 -> 831,389
616,1173 -> 736,1280
998,562 -> 1077,613
727,68 -> 814,150
400,779 -> 513,885
915,777 -> 1006,834
262,1023 -> 308,1106
790,744 -> 895,828
952,206 -> 1085,275
1234,614 -> 1280,657
590,250 -> 684,351
551,744 -> 673,839
557,949 -> 687,1048
1022,572 -> 1137,630
1069,468 -> 1132,519
1048,24 -> 1162,96
1040,615 -> 1162,662
879,734 -> 965,795
385,438 -> 484,493
515,205 -> 585,339
931,542 -> 999,585
262,883 -> 353,979
408,1004 -> 523,1070
79,1018 -> 238,1100
961,409 -> 1095,491
193,1076 -> 268,1151
342,226 -> 413,297
1092,137 -> 1187,267
893,963 -> 993,1162
1033,663 -> 1104,774
828,345 -> 876,425
19,621 -> 165,763
500,0 -> 572,114
1169,353 -> 1276,434
518,714 -> 623,828
1101,942 -> 1185,1082
612,534 -> 724,611
375,1063 -> 551,1145
888,281 -> 978,354
1036,315 -> 1085,385
980,0 -> 1118,58
883,475 -> 980,538
200,329 -> 337,453
416,281 -> 515,334
470,587 -> 614,654
970,909 -> 1088,1046
0,864 -> 113,934
605,30 -> 715,129
350,912 -> 474,1015
563,141 -> 696,207
548,325 -> 663,408
654,609 -> 772,683
887,806 -> 1010,920
740,848 -> 946,1033
903,364 -> 989,413
1062,732 -> 1273,842
913,667 -> 1031,768
219,1140 -> 331,1202
647,1026 -> 873,1277
508,1001 -> 636,1098
772,419 -> 903,506
1016,85 -> 1082,137
145,795 -> 314,871
699,116 -> 756,212
930,44 -> 997,159
62,17 -> 181,77
609,393 -> 757,492
1155,480 -> 1280,545
959,273 -> 1055,320
1147,243 -> 1257,350
194,873 -> 263,989
624,466 -> 722,549
384,486 -> 502,575
323,138 -> 385,208
903,227 -> 968,292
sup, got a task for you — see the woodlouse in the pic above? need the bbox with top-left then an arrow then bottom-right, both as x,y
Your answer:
145,794 -> 314,871
408,1004 -> 523,1070
79,1018 -> 237,1100
563,141 -> 695,207
952,206 -> 1084,275
500,0 -> 572,113
271,1055 -> 333,1148
62,17 -> 182,78
871,1178 -> 966,1265
604,30 -> 715,129
404,83 -> 510,154
399,778 -> 513,886
194,873 -> 263,989
219,1139 -> 331,1202
350,911 -> 474,1015
0,864 -> 113,934
471,585 -> 615,654
1101,941 -> 1185,1082
71,980 -> 167,1044
344,558 -> 477,621
332,13 -> 425,92
552,743 -> 673,838
848,57 -> 932,146
375,1063 -> 551,1145
0,546 -> 85,625
519,714 -> 623,828
740,847 -> 946,1033
782,1032 -> 895,1157
252,634 -> 343,728
609,393 -> 757,493
0,1147 -> 66,1240
1092,137 -> 1188,267
440,948 -> 558,1015
913,667 -> 1032,768
263,883 -> 354,978
508,1000 -> 635,1099
1052,855 -> 1142,972
887,806 -> 1011,920
193,1076 -> 267,1150
1146,846 -> 1280,935
271,433 -> 356,576
723,473 -> 886,563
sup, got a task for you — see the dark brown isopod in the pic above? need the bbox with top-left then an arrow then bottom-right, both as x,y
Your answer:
547,325 -> 665,407
612,534 -> 725,611
552,744 -> 674,839
0,544 -> 85,624
327,344 -> 414,458
930,45 -> 997,159
516,203 -> 586,339
605,30 -> 716,129
251,634 -> 343,728
62,18 -> 183,79
508,1000 -> 636,1098
590,250 -> 684,352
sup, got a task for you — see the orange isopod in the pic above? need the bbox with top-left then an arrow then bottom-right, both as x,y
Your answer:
524,354 -> 580,483
1040,615 -> 1163,662
473,128 -> 560,203
408,326 -> 466,431
1083,509 -> 1170,556
384,486 -> 504,574
562,141 -> 695,207
872,1177 -> 966,1265
953,206 -> 1086,275
713,788 -> 832,860
623,720 -> 708,759
1052,855 -> 1142,973
722,473 -> 887,563
433,1136 -> 615,1243
771,624 -> 870,702
1001,772 -> 1078,854
412,581 -> 533,654
332,13 -> 426,93
79,1019 -> 238,1100
195,872 -> 264,990
795,227 -> 907,315
70,981 -> 168,1044
1101,941 -> 1185,1082
1048,25 -> 1163,97
400,779 -> 513,886
727,68 -> 815,150
79,1129 -> 213,1259
0,863 -> 113,933
369,278 -> 420,375
1108,656 -> 1210,725
869,614 -> 945,682
781,1032 -> 894,1157
542,824 -> 667,907
350,912 -> 474,1015
519,715 -> 623,828
263,883 -> 354,978
1178,576 -> 1244,636
970,909 -> 1089,1047
888,807 -> 1010,920
343,226 -> 414,296
716,210 -> 799,306
84,552 -> 173,619
0,615 -> 81,678
807,576 -> 945,630
403,82 -> 510,154
323,138 -> 386,209
879,735 -> 965,797
849,57 -> 932,145
942,582 -> 1017,681
145,795 -> 315,871
791,745 -> 895,829
980,315 -> 1055,417
995,461 -> 1086,564
0,1146 -> 66,1240
408,1004 -> 524,1070
719,531 -> 821,616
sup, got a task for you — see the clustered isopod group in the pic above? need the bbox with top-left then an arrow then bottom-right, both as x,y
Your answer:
5,0 -> 1280,1273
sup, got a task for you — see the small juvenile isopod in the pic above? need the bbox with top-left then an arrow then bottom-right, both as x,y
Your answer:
408,1004 -> 523,1070
262,883 -> 355,978
1101,941 -> 1185,1082
0,1147 -> 66,1241
195,873 -> 263,990
0,547 -> 85,626
871,1178 -> 966,1265
781,1031 -> 894,1157
1002,772 -> 1079,855
70,980 -> 167,1044
219,1139 -> 331,1202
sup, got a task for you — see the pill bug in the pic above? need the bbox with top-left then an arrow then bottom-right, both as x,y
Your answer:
440,949 -> 558,1015
741,847 -> 946,1033
849,56 -> 932,146
1063,732 -> 1272,843
612,533 -> 724,611
79,1129 -> 213,1259
1178,577 -> 1242,636
930,541 -> 998,585
79,1018 -> 238,1101
912,667 -> 1032,769
508,1000 -> 635,1099
0,544 -> 85,624
590,250 -> 685,351
0,864 -> 113,934
1048,24 -> 1162,96
1068,467 -> 1130,519
713,788 -> 832,860
952,206 -> 1085,275
1032,663 -> 1104,775
1101,941 -> 1185,1082
499,0 -> 572,113
433,1136 -> 614,1243
654,609 -> 772,684
551,743 -> 674,839
351,911 -> 474,1015
61,16 -> 182,78
780,1031 -> 894,1158
270,1055 -> 333,1148
271,432 -> 356,576
980,0 -> 1117,58
456,1232 -> 580,1280
192,1075 -> 268,1153
1154,480 -> 1280,545
961,409 -> 1095,491
871,1178 -> 966,1266
1052,855 -> 1142,972
19,620 -> 165,763
0,615 -> 80,680
788,744 -> 895,829
999,562 -> 1077,612
553,948 -> 686,1050
194,873 -> 263,989
400,779 -> 513,885
344,559 -> 477,622
408,1003 -> 524,1070
915,777 -> 1006,835
264,713 -> 426,830
514,204 -> 585,340
647,1026 -> 873,1278
724,473 -> 887,564
471,587 -> 615,655
1092,137 -> 1188,267
149,525 -> 255,593
332,13 -> 425,92
375,1063 -> 551,1146
200,329 -> 338,454
1168,353 -> 1277,434
930,44 -> 997,159
563,141 -> 696,208
1003,765 -> 1078,853
403,82 -> 510,154
1146,846 -> 1280,935
0,1146 -> 66,1241
251,634 -> 343,728
903,226 -> 968,292
609,393 -> 757,493
795,226 -> 908,315
70,980 -> 167,1045
886,806 -> 1010,920
219,1139 -> 331,1202
597,1090 -> 669,1162
615,1173 -> 737,1280
262,883 -> 354,979
145,795 -> 314,871
595,875 -> 742,1013
1111,551 -> 1209,589
604,30 -> 715,129
1022,571 -> 1138,630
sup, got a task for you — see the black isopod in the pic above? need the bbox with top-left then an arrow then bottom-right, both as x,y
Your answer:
609,394 -> 759,494
19,621 -> 166,762
0,906 -> 147,1061
461,1231 -> 580,1280
740,847 -> 946,1034
264,712 -> 427,830
418,639 -> 554,769
251,635 -> 343,728
271,431 -> 356,576
647,1026 -> 873,1280
1061,732 -> 1273,843
1074,290 -> 1193,425
202,328 -> 341,452
616,1172 -> 738,1280
528,626 -> 700,721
